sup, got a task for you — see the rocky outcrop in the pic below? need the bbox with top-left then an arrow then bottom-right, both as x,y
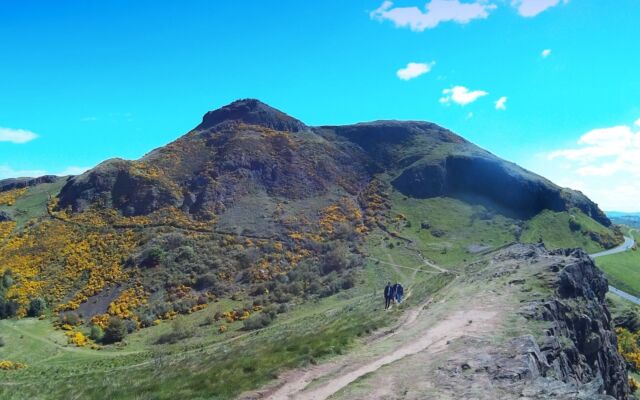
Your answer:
57,159 -> 181,215
0,210 -> 13,222
513,247 -> 630,399
197,98 -> 307,132
0,175 -> 59,192
391,155 -> 611,226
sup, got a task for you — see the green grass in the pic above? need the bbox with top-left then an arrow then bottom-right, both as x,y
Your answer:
0,178 -> 66,227
0,230 -> 452,399
521,208 -> 616,254
387,194 -> 519,267
597,249 -> 640,298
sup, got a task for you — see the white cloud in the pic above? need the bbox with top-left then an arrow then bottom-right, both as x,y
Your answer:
0,165 -> 48,179
440,85 -> 488,106
0,127 -> 38,144
541,49 -> 552,58
526,121 -> 640,211
495,96 -> 508,110
634,118 -> 640,127
512,0 -> 568,17
396,61 -> 435,80
548,123 -> 640,177
370,0 -> 495,32
0,165 -> 91,179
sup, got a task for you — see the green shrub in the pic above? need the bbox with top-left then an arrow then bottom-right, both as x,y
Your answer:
103,317 -> 127,344
242,313 -> 274,331
90,325 -> 104,341
60,312 -> 81,326
141,247 -> 164,268
155,317 -> 195,345
27,297 -> 46,317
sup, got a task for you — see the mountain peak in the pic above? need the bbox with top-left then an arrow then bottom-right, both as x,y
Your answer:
197,98 -> 307,132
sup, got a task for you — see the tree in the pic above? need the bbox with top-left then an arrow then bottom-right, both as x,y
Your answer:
27,298 -> 46,317
102,317 -> 127,344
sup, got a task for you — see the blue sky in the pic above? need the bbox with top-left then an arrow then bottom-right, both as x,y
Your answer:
1,0 -> 639,210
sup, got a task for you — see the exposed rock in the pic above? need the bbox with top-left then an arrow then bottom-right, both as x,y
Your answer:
0,210 -> 13,222
511,246 -> 630,399
391,155 -> 610,226
197,98 -> 307,132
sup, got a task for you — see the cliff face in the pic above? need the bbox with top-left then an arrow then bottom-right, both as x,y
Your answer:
504,245 -> 629,399
390,154 -> 611,226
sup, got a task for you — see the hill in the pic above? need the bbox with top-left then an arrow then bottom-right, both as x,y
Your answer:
0,99 -> 625,399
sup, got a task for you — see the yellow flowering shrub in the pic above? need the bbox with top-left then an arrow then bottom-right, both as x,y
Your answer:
0,188 -> 27,206
630,377 -> 640,392
66,330 -> 88,347
0,360 -> 27,370
0,221 -> 16,242
617,327 -> 640,370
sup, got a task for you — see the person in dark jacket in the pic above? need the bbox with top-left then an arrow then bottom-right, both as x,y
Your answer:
395,282 -> 404,304
384,282 -> 393,310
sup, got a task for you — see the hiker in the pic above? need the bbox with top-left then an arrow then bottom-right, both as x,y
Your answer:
384,282 -> 393,310
395,282 -> 404,304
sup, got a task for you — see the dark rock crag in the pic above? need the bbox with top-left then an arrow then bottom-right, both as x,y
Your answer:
502,245 -> 629,399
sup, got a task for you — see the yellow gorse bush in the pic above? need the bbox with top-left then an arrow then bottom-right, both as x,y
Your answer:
0,360 -> 27,370
0,188 -> 27,206
616,327 -> 640,370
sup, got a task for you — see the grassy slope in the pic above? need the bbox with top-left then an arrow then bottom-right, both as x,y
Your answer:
0,178 -> 66,227
0,229 -> 451,400
384,192 -> 614,268
389,195 -> 518,267
521,208 -> 614,254
597,230 -> 640,297
0,181 -> 617,398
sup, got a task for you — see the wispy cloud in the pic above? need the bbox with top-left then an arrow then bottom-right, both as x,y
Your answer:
396,61 -> 435,80
370,0 -> 495,32
439,85 -> 488,106
541,49 -> 552,58
548,123 -> 640,177
0,127 -> 38,144
511,0 -> 568,17
495,96 -> 508,110
0,165 -> 91,179
635,118 -> 640,127
81,116 -> 98,122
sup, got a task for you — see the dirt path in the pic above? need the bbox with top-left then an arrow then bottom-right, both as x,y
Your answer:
241,249 -> 498,400
368,257 -> 445,274
263,308 -> 496,400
